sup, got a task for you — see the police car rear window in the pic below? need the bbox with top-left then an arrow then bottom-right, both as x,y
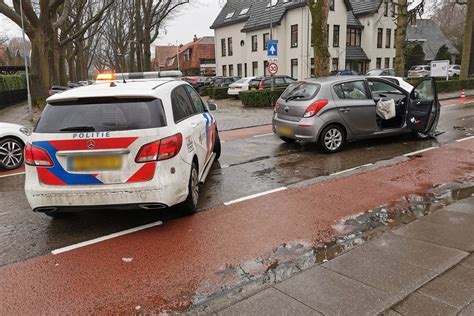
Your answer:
35,98 -> 166,133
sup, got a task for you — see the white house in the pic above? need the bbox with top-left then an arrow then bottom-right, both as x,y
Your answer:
210,0 -> 397,79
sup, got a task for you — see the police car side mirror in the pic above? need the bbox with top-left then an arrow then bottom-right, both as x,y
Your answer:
207,99 -> 218,111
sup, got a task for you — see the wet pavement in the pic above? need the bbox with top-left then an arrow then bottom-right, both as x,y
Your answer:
0,101 -> 473,267
1,138 -> 473,314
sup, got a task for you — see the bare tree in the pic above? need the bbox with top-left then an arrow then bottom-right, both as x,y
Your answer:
307,0 -> 330,77
0,0 -> 113,100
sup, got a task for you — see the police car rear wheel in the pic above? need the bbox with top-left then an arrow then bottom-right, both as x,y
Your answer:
214,132 -> 221,160
181,162 -> 199,214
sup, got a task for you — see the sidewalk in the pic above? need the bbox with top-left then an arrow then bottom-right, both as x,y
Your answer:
215,196 -> 474,315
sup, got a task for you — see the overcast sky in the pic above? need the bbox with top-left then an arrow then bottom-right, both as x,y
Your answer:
0,0 -> 222,56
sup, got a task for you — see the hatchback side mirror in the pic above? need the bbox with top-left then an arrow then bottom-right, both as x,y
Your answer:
207,99 -> 218,111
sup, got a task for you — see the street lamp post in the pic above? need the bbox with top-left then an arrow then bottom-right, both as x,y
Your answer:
19,0 -> 33,122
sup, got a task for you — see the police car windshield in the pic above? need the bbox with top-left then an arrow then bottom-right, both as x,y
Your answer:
35,97 -> 167,133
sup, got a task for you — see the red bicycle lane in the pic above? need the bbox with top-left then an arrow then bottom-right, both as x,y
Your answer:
1,139 -> 473,314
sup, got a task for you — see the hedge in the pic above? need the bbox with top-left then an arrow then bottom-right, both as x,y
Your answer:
239,88 -> 287,107
0,74 -> 26,93
406,78 -> 474,93
207,86 -> 229,99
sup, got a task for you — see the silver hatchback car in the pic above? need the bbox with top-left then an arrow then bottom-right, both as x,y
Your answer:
272,77 -> 440,153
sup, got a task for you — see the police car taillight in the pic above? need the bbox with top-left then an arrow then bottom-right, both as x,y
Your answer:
136,133 -> 183,163
25,143 -> 54,167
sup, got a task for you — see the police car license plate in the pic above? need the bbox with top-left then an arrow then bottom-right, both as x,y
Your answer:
68,155 -> 122,171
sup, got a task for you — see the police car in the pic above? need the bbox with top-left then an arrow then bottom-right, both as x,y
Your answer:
25,72 -> 221,217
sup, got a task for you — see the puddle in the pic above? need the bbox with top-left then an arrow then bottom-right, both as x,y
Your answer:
191,180 -> 474,312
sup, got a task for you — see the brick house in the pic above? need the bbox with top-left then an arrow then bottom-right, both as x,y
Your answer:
163,36 -> 216,76
152,45 -> 178,71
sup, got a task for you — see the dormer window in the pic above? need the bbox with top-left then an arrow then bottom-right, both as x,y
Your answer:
225,11 -> 235,19
240,8 -> 249,15
267,0 -> 278,8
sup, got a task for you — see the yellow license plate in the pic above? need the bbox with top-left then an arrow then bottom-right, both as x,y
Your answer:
277,126 -> 293,137
68,155 -> 122,171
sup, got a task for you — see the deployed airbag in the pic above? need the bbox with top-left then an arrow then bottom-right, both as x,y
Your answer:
376,99 -> 396,120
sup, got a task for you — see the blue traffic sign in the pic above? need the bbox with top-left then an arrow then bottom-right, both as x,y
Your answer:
267,41 -> 278,57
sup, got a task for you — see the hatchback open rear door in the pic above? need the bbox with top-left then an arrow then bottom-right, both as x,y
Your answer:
406,78 -> 440,135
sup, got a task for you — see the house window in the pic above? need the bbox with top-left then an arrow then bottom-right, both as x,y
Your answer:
385,29 -> 391,48
222,65 -> 227,76
264,60 -> 269,76
377,28 -> 383,48
291,24 -> 298,48
244,63 -> 248,77
263,33 -> 270,50
385,58 -> 390,68
332,58 -> 339,71
333,25 -> 340,47
346,28 -> 361,47
228,37 -> 233,56
237,63 -> 242,77
327,24 -> 330,45
291,58 -> 298,78
311,58 -> 315,74
384,2 -> 388,16
330,0 -> 335,11
221,39 -> 226,57
376,58 -> 381,69
252,35 -> 258,52
184,49 -> 192,61
252,61 -> 258,76
393,29 -> 397,48
229,64 -> 234,76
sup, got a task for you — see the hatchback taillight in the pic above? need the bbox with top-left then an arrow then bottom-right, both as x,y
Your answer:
303,99 -> 329,118
24,143 -> 54,167
136,133 -> 183,163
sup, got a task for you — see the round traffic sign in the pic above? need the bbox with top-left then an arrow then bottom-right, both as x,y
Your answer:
268,62 -> 279,75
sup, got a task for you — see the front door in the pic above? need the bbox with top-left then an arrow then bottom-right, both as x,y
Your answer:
333,80 -> 377,136
406,78 -> 440,134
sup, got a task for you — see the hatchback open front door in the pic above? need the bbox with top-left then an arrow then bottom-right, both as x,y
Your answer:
406,78 -> 440,134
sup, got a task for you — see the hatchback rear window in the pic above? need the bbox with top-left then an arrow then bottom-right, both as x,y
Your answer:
35,98 -> 166,133
281,82 -> 321,101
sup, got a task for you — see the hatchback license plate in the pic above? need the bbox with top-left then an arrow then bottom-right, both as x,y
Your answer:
277,126 -> 293,137
68,155 -> 122,171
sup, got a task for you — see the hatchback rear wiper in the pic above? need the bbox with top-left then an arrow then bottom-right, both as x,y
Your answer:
285,95 -> 306,101
60,126 -> 96,132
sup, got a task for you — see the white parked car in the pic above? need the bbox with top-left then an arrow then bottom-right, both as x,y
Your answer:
227,77 -> 256,97
408,65 -> 431,79
0,123 -> 30,170
25,78 -> 220,218
374,76 -> 414,93
448,65 -> 461,77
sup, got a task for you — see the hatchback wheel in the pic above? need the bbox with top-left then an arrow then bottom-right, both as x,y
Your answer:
319,125 -> 345,153
180,162 -> 199,214
0,138 -> 24,170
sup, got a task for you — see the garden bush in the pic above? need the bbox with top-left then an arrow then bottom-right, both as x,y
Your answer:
0,74 -> 26,92
207,86 -> 229,99
239,88 -> 286,107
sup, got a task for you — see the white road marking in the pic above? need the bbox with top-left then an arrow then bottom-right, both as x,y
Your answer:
330,163 -> 373,176
253,133 -> 275,138
224,187 -> 287,206
403,146 -> 438,157
51,221 -> 163,255
0,171 -> 25,178
456,136 -> 474,142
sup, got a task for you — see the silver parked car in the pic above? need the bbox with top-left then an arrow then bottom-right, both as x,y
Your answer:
272,77 -> 440,153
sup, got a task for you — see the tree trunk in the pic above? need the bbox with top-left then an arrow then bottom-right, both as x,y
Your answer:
76,43 -> 86,81
68,54 -> 76,82
470,26 -> 474,75
460,0 -> 473,79
30,34 -> 51,101
143,30 -> 151,71
394,0 -> 408,77
59,46 -> 68,85
308,0 -> 330,77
